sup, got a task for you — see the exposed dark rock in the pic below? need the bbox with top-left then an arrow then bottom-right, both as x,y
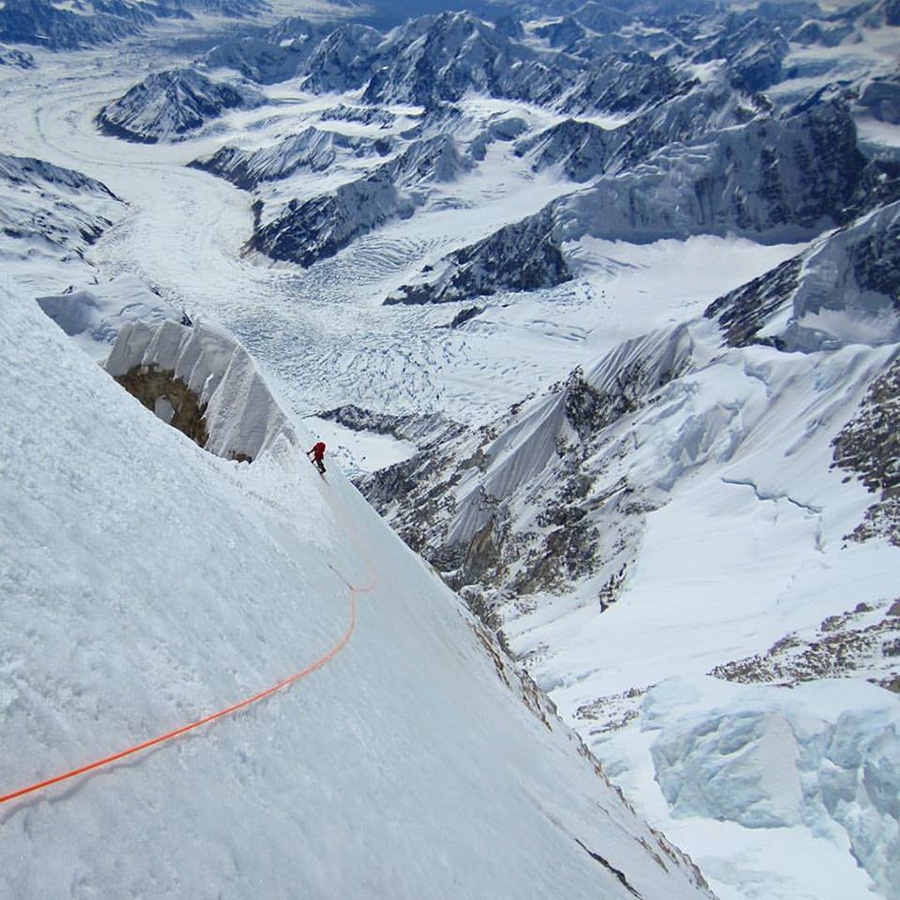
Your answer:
0,43 -> 34,66
832,354 -> 900,546
114,364 -> 209,449
357,324 -> 691,638
516,118 -> 613,182
704,256 -> 803,347
710,599 -> 900,688
385,208 -> 570,305
692,13 -> 791,91
448,306 -> 483,328
301,23 -> 384,93
248,134 -> 469,266
706,200 -> 900,350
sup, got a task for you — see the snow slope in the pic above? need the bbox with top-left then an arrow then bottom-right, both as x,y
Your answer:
0,279 -> 713,899
2,5 -> 900,900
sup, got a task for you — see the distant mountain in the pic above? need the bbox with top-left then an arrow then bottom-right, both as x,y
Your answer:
0,0 -> 269,50
97,68 -> 264,142
0,152 -> 122,258
389,96 -> 892,304
301,23 -> 385,93
247,134 -> 471,266
169,1 -> 895,280
201,18 -> 331,85
0,0 -> 148,49
385,207 -> 571,305
190,126 -> 392,191
516,74 -> 762,183
706,199 -> 900,351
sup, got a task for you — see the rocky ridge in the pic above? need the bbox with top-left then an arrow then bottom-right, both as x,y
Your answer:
97,68 -> 264,143
0,151 -> 123,260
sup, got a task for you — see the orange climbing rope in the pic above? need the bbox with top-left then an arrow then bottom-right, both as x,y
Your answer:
0,563 -> 374,807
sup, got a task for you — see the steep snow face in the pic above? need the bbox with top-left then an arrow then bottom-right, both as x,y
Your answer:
0,279 -> 716,900
97,68 -> 264,143
707,199 -> 900,351
6,4 -> 900,898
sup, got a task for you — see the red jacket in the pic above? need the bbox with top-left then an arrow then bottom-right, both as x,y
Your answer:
309,442 -> 326,461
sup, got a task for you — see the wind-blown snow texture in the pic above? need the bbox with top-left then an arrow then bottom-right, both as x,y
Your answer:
3,1 -> 900,898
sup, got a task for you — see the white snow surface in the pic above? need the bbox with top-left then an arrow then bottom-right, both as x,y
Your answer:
306,414 -> 418,478
37,274 -> 185,361
0,278 -> 713,898
2,15 -> 900,900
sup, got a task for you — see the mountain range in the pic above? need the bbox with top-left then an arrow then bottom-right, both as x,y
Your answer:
2,0 -> 900,897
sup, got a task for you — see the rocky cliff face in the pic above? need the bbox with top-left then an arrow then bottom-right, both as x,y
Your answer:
386,207 -> 571,305
301,24 -> 385,94
0,151 -> 122,258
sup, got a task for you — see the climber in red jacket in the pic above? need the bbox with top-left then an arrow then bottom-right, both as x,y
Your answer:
307,441 -> 326,474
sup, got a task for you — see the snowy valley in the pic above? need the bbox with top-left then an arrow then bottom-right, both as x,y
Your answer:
1,0 -> 900,898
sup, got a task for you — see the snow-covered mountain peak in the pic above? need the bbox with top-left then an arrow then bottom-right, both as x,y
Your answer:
97,68 -> 264,143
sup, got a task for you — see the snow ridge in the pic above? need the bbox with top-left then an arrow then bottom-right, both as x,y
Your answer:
105,318 -> 299,463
